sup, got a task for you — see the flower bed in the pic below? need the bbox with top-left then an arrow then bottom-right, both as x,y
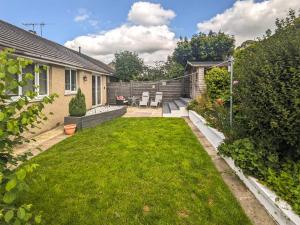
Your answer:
64,105 -> 127,129
189,110 -> 300,225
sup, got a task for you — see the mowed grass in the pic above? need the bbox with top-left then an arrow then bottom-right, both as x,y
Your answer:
21,118 -> 251,225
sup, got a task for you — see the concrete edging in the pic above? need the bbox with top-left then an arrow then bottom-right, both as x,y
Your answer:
189,110 -> 300,225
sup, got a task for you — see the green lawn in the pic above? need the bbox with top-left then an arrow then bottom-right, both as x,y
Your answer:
21,118 -> 251,225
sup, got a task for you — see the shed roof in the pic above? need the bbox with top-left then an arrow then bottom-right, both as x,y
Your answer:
186,61 -> 228,68
0,20 -> 114,75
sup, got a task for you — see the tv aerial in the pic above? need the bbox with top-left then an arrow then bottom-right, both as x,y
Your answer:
22,22 -> 48,37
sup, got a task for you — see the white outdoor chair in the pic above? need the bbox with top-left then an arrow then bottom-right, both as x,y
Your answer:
139,92 -> 149,107
150,92 -> 163,107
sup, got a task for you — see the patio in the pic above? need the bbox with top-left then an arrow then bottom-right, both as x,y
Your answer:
123,106 -> 162,117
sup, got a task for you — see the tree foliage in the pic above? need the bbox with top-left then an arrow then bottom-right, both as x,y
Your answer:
114,51 -> 144,81
0,48 -> 57,224
173,31 -> 235,66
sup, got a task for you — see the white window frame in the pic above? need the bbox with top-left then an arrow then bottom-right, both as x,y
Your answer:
64,68 -> 77,95
36,64 -> 50,98
11,63 -> 49,101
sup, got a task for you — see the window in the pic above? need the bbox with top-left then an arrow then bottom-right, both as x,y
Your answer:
38,65 -> 48,95
22,64 -> 35,95
65,69 -> 77,93
9,63 -> 48,99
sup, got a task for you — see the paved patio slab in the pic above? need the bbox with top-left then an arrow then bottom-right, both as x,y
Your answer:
14,126 -> 69,158
123,106 -> 162,117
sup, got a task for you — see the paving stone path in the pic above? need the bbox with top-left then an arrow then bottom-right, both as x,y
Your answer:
14,126 -> 69,159
185,118 -> 277,225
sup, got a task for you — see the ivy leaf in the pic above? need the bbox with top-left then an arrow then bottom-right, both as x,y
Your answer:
17,207 -> 26,220
24,73 -> 34,80
35,215 -> 42,224
0,112 -> 5,121
7,65 -> 18,74
0,72 -> 5,78
3,191 -> 16,204
13,219 -> 21,225
6,178 -> 17,191
4,210 -> 14,223
16,169 -> 26,181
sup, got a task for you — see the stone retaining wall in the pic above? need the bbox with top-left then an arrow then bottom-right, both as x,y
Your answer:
64,106 -> 127,129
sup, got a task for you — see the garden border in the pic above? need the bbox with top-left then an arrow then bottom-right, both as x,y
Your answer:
189,110 -> 300,225
64,106 -> 127,130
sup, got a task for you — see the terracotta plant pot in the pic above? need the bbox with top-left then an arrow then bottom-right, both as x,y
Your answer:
64,124 -> 76,135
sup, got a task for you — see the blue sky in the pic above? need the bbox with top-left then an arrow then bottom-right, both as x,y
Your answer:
1,0 -> 235,44
1,0 -> 299,64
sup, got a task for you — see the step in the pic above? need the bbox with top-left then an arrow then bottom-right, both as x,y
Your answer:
179,97 -> 192,105
162,102 -> 171,114
174,99 -> 186,108
168,102 -> 179,111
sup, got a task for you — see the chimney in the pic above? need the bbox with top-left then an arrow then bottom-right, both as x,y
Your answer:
78,46 -> 81,54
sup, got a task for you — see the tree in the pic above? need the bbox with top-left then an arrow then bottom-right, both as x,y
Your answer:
172,31 -> 235,66
0,48 -> 57,224
114,51 -> 144,81
163,56 -> 184,79
172,37 -> 192,66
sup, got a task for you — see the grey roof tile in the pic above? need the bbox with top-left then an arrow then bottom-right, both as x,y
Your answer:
0,20 -> 114,75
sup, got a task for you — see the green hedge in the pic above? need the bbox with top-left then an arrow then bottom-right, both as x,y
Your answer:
217,11 -> 300,215
233,11 -> 300,158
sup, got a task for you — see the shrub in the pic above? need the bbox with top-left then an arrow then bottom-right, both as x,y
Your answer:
233,10 -> 300,158
219,138 -> 300,214
69,89 -> 86,117
205,67 -> 230,102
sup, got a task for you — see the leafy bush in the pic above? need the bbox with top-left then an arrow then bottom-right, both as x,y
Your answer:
217,10 -> 300,216
205,67 -> 230,102
219,138 -> 300,214
233,10 -> 300,158
69,89 -> 86,117
0,48 -> 57,224
187,94 -> 233,138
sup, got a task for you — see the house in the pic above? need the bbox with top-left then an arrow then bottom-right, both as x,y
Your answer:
184,61 -> 228,99
0,20 -> 115,134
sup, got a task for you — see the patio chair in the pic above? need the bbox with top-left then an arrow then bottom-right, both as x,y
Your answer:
139,92 -> 149,107
150,92 -> 163,107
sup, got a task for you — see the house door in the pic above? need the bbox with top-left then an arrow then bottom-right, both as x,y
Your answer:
92,75 -> 101,106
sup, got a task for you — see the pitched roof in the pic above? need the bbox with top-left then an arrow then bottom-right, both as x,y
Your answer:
0,20 -> 114,75
186,61 -> 228,68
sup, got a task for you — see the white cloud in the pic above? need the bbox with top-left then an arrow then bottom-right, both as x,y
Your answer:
65,24 -> 177,65
65,2 -> 177,65
197,0 -> 300,45
74,8 -> 90,22
128,1 -> 176,26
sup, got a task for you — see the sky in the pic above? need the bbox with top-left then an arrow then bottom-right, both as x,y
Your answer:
1,0 -> 300,65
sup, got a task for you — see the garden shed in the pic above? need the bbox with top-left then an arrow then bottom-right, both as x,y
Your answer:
184,61 -> 228,99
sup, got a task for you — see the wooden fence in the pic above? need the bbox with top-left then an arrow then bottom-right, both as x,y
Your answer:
107,80 -> 186,104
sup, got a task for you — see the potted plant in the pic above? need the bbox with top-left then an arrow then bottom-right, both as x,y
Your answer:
64,88 -> 86,135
